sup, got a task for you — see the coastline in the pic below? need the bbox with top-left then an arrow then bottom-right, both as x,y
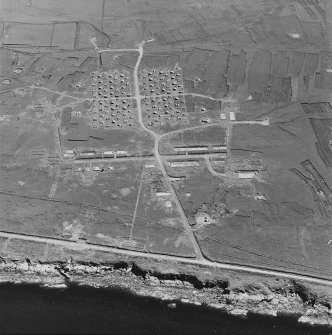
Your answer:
0,257 -> 331,329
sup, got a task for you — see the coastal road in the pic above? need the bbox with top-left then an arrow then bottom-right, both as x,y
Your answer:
0,230 -> 331,287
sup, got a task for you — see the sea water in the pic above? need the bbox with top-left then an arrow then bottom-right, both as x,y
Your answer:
0,283 -> 330,334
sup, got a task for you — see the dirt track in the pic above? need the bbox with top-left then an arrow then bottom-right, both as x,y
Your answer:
133,41 -> 205,260
0,230 -> 331,286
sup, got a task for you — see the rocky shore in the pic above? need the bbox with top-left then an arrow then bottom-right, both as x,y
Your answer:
0,257 -> 331,328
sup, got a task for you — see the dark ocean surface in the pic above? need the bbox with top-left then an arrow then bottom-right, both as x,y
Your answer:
0,283 -> 330,334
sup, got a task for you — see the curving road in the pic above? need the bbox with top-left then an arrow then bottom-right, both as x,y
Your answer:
133,41 -> 204,260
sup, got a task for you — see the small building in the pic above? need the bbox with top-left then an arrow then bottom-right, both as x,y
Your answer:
71,111 -> 81,117
104,150 -> 116,157
174,147 -> 188,152
174,146 -> 208,153
170,176 -> 186,181
259,118 -> 270,126
116,150 -> 128,157
211,159 -> 225,165
236,170 -> 258,179
212,145 -> 228,152
155,192 -> 171,197
63,153 -> 75,159
76,152 -> 95,159
229,111 -> 236,121
201,118 -> 210,124
186,146 -> 208,152
169,161 -> 199,168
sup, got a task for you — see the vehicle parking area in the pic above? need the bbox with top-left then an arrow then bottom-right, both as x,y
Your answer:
89,70 -> 136,129
139,66 -> 189,128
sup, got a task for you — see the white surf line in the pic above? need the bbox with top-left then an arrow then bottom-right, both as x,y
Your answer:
0,231 -> 331,286
129,170 -> 144,240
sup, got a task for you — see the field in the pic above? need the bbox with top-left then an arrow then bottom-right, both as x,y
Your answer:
173,117 -> 332,278
247,51 -> 272,100
227,51 -> 247,85
309,118 -> 332,167
159,125 -> 227,155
